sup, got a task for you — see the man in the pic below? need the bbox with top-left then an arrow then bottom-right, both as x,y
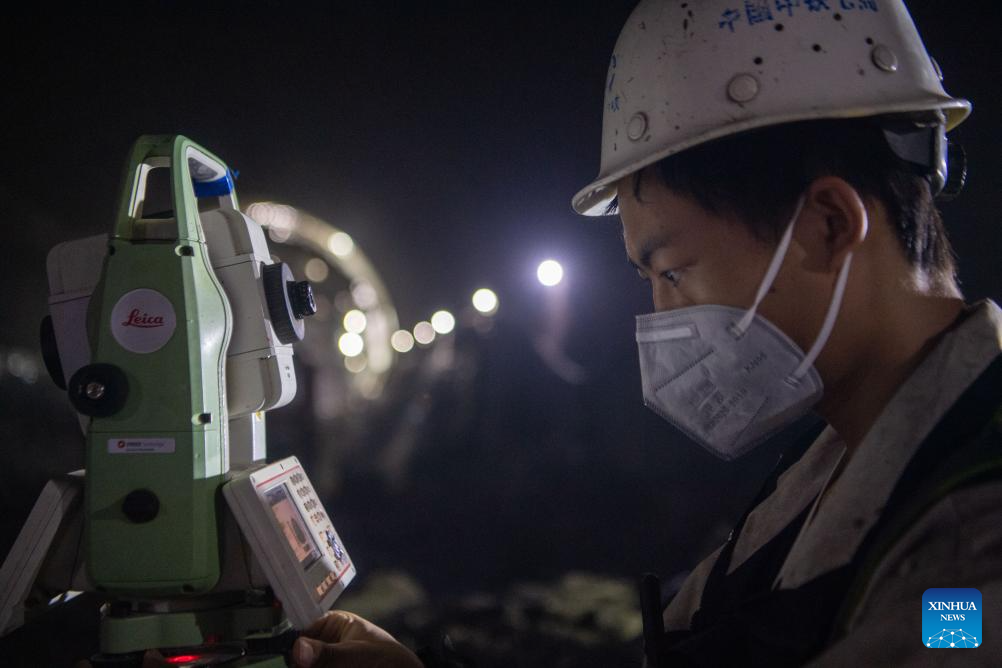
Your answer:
292,0 -> 1000,665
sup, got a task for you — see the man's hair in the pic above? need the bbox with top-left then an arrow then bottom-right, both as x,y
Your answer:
623,117 -> 958,292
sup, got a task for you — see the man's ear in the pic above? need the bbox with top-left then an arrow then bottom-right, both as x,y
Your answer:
796,177 -> 869,273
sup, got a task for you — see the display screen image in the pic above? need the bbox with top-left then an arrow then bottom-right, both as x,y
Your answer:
264,483 -> 322,570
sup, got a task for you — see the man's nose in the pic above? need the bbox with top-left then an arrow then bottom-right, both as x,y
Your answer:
652,284 -> 685,312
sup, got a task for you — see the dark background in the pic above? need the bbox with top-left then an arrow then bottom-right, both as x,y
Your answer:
2,2 -> 1000,666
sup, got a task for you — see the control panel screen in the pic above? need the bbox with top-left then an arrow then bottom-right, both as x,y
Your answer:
264,483 -> 321,570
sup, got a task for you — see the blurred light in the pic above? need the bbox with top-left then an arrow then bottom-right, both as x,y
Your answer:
248,203 -> 298,243
245,202 -> 268,222
430,310 -> 456,335
351,281 -> 378,309
334,290 -> 355,313
338,332 -> 365,357
344,355 -> 367,374
365,311 -> 393,373
269,228 -> 292,243
359,379 -> 383,400
413,321 -> 436,345
312,294 -> 331,322
248,203 -> 297,229
391,329 -> 415,353
328,232 -> 355,257
472,288 -> 499,315
6,351 -> 39,384
343,309 -> 367,334
304,258 -> 330,283
537,259 -> 564,287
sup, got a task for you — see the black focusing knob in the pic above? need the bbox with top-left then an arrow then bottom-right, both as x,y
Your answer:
68,363 -> 129,417
122,489 -> 159,524
290,280 -> 317,319
263,262 -> 306,345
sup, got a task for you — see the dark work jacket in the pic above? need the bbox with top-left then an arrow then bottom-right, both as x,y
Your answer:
642,351 -> 1002,667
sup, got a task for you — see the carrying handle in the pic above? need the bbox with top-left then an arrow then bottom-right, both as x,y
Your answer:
113,135 -> 239,243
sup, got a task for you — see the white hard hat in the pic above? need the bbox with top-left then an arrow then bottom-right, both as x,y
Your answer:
573,0 -> 971,216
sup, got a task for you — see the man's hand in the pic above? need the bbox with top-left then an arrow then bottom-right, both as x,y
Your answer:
292,610 -> 423,668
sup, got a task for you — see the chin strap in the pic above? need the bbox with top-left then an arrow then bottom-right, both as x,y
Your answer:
791,249 -> 853,382
732,194 -> 858,385
735,196 -> 805,336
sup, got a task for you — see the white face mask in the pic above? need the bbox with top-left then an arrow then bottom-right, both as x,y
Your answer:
636,197 -> 854,461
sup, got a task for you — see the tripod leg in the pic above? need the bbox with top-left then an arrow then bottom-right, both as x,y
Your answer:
0,472 -> 86,635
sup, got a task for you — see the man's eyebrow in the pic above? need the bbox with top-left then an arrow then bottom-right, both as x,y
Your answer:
624,231 -> 674,270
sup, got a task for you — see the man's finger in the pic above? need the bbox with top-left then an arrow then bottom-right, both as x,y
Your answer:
302,610 -> 355,642
292,636 -> 319,667
295,637 -> 370,668
294,637 -> 421,668
302,610 -> 395,644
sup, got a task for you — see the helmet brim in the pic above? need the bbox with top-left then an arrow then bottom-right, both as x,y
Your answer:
572,98 -> 971,217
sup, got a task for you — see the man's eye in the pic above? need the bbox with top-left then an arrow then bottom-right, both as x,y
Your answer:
635,267 -> 682,286
661,269 -> 681,286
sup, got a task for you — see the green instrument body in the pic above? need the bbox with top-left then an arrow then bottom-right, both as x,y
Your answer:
85,135 -> 233,595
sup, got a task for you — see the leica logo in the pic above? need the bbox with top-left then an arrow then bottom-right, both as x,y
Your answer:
111,290 -> 176,353
122,308 -> 165,328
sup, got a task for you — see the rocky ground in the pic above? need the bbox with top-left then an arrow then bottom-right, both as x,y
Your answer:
338,570 -> 645,667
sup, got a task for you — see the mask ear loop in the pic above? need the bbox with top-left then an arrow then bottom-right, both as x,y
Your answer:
733,196 -> 807,336
789,250 -> 853,382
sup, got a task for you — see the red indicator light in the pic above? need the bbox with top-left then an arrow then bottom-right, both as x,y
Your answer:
165,655 -> 200,664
